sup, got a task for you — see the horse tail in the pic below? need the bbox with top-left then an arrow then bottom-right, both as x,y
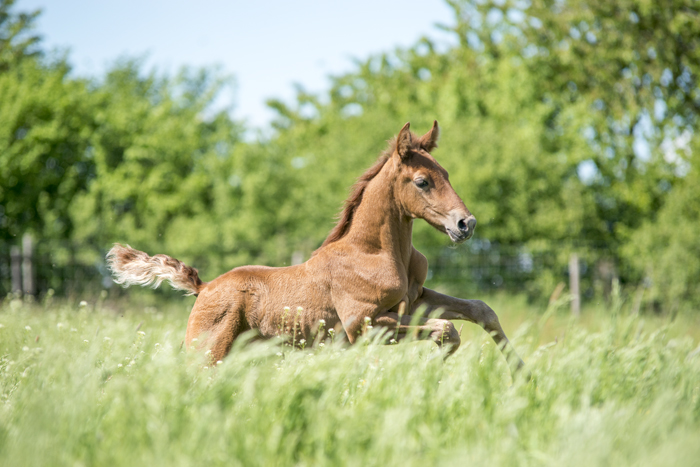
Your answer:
106,244 -> 204,296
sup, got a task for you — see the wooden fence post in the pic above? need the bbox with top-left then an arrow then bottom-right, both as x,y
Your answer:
11,245 -> 22,294
569,253 -> 580,316
22,233 -> 35,296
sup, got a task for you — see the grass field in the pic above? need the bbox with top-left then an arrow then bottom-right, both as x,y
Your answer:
1,293 -> 700,466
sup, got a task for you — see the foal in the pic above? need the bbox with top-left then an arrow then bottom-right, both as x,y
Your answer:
108,122 -> 524,369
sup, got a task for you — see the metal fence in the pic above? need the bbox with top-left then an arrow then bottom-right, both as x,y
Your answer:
1,236 -> 625,305
424,239 -> 624,307
0,236 -> 108,298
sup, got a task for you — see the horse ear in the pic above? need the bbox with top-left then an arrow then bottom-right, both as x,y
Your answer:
396,122 -> 412,159
419,120 -> 440,153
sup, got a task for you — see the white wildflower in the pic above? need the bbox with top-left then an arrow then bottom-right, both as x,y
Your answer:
83,340 -> 89,344
25,325 -> 31,331
79,301 -> 88,307
117,364 -> 123,368
22,346 -> 29,351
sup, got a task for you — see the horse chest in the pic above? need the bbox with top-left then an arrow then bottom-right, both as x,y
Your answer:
353,258 -> 408,309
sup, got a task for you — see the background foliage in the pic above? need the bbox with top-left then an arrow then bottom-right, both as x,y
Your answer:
0,0 -> 698,307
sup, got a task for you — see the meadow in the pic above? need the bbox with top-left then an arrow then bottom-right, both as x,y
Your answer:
1,292 -> 699,467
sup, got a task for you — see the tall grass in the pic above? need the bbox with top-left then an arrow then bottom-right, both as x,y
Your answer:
1,295 -> 699,466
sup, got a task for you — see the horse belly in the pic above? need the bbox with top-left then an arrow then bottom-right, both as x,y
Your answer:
251,293 -> 340,341
249,270 -> 338,341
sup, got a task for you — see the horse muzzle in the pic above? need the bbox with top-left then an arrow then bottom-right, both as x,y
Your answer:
446,215 -> 476,243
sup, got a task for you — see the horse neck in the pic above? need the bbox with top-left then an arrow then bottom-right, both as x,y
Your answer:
343,162 -> 414,264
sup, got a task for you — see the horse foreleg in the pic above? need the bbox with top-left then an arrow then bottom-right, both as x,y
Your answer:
336,300 -> 459,356
373,311 -> 461,356
412,288 -> 525,370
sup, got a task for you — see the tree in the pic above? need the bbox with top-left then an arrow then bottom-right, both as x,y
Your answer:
0,1 -> 244,293
0,0 -> 41,71
68,63 -> 242,275
0,0 -> 93,248
512,0 -> 700,305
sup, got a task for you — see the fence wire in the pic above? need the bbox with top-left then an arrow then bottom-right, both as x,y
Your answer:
1,238 -> 627,301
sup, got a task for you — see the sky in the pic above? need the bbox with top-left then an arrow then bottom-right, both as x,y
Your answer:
20,0 -> 457,128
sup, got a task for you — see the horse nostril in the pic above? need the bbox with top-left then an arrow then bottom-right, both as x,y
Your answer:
457,219 -> 468,232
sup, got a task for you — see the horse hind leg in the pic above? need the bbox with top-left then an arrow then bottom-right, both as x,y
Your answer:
185,299 -> 249,364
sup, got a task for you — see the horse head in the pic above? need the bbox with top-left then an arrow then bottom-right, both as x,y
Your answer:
392,121 -> 476,243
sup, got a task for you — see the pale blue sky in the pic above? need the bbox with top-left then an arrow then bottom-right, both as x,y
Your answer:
21,0 -> 456,128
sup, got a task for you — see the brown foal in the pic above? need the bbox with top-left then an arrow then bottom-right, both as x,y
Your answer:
107,121 -> 524,369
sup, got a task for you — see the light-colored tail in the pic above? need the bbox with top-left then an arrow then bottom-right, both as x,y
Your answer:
106,244 -> 204,296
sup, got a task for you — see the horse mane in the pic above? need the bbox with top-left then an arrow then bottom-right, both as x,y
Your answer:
316,133 -> 421,251
317,153 -> 390,249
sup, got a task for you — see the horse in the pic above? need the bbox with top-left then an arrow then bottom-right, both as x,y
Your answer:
107,121 -> 524,370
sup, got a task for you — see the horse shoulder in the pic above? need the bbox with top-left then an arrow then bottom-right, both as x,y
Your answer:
322,243 -> 406,307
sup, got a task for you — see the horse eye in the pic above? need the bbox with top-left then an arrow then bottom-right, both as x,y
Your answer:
414,178 -> 429,189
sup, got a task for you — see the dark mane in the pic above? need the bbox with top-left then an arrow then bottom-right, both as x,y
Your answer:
316,134 -> 422,250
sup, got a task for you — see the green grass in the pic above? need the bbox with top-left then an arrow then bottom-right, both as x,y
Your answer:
1,294 -> 699,466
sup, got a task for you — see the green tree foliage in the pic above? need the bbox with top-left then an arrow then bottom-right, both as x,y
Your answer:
0,0 -> 242,290
514,0 -> 700,306
0,0 -> 40,70
0,0 -> 92,249
0,59 -> 92,244
68,63 -> 241,272
624,137 -> 700,308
